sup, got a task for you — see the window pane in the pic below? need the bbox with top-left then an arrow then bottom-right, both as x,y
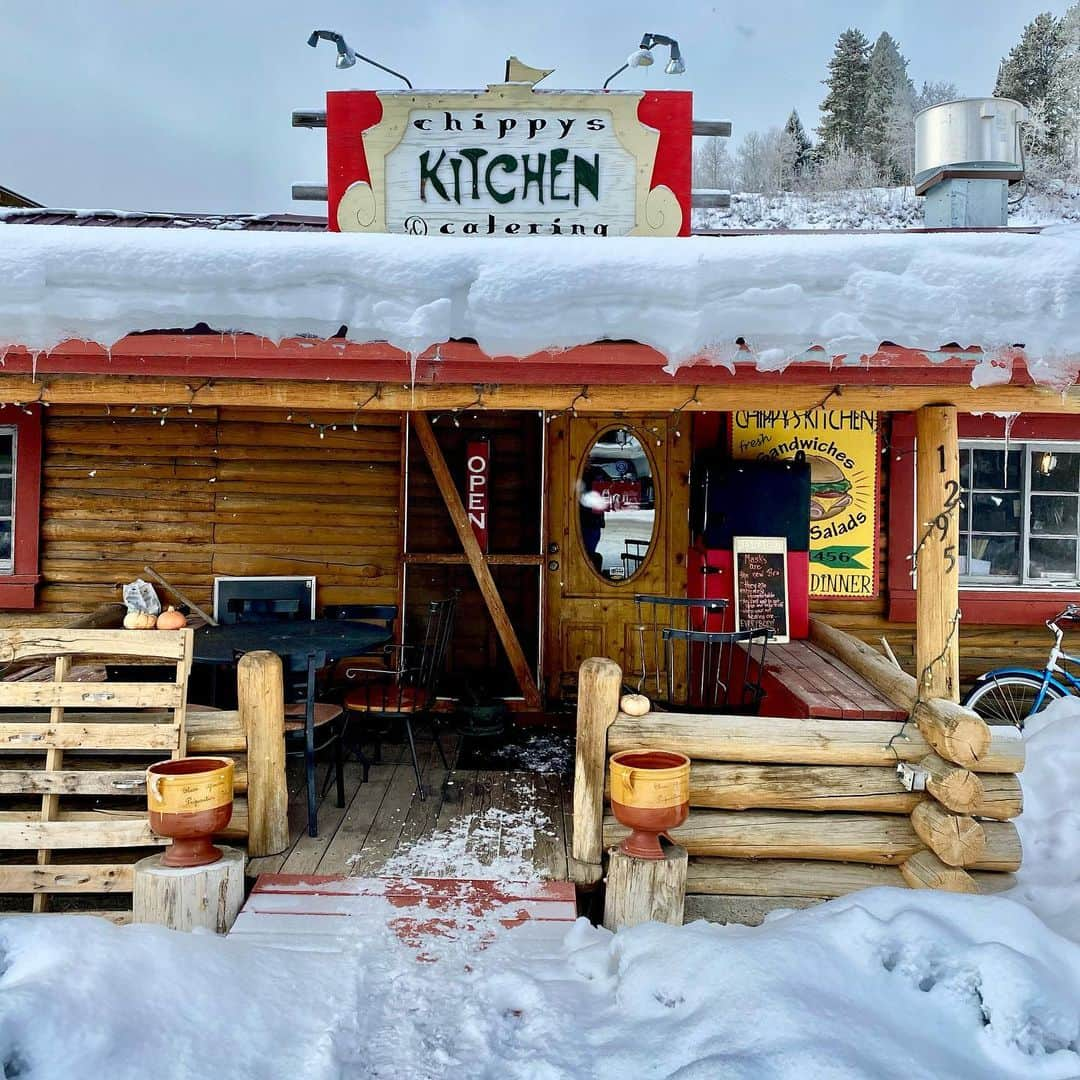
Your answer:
0,436 -> 12,474
971,492 -> 1020,533
0,478 -> 12,515
1031,451 -> 1080,492
959,449 -> 971,490
0,521 -> 10,561
969,534 -> 1020,578
1029,538 -> 1079,581
972,448 -> 1021,490
1030,494 -> 1079,537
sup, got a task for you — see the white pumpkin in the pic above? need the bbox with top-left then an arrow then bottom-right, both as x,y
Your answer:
123,609 -> 157,630
620,693 -> 651,716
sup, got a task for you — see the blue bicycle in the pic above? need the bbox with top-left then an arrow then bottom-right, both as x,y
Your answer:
963,604 -> 1080,727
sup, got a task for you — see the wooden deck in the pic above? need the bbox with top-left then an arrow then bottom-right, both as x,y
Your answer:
247,734 -> 573,882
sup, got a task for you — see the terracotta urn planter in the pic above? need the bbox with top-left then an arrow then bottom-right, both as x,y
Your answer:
146,757 -> 234,868
609,749 -> 690,859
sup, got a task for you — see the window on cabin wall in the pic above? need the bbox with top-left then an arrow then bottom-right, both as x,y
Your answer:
959,441 -> 1080,588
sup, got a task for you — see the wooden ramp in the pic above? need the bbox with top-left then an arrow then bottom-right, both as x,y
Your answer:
229,874 -> 578,958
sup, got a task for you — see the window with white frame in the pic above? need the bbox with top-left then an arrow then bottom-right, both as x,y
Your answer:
959,441 -> 1080,587
0,429 -> 13,573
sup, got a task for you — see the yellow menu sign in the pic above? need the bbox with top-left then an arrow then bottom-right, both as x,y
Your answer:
730,410 -> 880,599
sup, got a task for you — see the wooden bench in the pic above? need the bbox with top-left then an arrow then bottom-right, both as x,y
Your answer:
752,640 -> 907,721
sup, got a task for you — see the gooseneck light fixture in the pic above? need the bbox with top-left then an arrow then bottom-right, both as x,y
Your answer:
603,32 -> 685,90
307,29 -> 414,89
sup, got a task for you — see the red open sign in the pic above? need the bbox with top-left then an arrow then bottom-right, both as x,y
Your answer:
466,440 -> 490,553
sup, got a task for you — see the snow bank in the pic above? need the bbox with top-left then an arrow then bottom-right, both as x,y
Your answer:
3,888 -> 1080,1079
2,223 -> 1079,382
1009,695 -> 1080,941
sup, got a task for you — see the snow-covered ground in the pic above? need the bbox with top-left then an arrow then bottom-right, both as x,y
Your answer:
692,182 -> 1080,232
2,697 -> 1078,1079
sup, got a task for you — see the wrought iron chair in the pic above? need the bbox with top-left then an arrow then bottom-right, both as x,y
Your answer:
661,627 -> 770,713
631,594 -> 729,702
321,604 -> 399,690
621,539 -> 650,579
281,650 -> 346,838
341,596 -> 458,800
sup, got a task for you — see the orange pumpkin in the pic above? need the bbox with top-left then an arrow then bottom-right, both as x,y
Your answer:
156,606 -> 187,630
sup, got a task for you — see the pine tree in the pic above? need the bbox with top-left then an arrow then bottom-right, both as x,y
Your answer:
864,32 -> 915,181
1049,2 -> 1080,172
784,109 -> 814,176
818,29 -> 872,154
995,11 -> 1068,157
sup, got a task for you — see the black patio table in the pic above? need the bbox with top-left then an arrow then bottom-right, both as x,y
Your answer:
192,619 -> 392,666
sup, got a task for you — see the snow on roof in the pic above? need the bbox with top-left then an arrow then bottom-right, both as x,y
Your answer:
1,222 -> 1078,386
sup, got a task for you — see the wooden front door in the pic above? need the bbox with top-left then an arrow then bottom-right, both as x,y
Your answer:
543,414 -> 691,699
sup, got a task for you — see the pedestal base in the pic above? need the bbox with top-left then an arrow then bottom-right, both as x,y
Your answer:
133,845 -> 245,933
603,839 -> 688,931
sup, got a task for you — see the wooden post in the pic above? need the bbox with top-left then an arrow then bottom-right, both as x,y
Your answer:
238,651 -> 288,858
133,846 -> 245,932
570,657 -> 623,885
915,405 -> 961,702
603,842 -> 688,930
411,412 -> 541,707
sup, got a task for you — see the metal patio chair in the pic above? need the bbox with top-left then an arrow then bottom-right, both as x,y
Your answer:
282,649 -> 346,838
341,595 -> 457,800
631,594 -> 729,702
661,627 -> 770,714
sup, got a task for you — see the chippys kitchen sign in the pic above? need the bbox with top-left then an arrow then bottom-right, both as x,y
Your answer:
326,58 -> 691,237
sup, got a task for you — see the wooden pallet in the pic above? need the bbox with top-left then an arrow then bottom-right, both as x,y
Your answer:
0,628 -> 192,918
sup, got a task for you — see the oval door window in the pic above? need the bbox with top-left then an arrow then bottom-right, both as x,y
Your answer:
578,428 -> 657,582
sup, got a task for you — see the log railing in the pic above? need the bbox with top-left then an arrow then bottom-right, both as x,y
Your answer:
572,641 -> 1024,911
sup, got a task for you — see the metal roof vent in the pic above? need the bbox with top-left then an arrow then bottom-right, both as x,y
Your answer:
914,97 -> 1027,227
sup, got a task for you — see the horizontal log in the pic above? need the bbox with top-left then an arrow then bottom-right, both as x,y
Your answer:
900,850 -> 978,893
0,723 -> 181,751
605,810 -> 1021,870
686,857 -> 905,897
0,758 -> 247,794
628,763 -> 920,814
808,617 -> 916,708
977,774 -> 1023,820
608,712 -> 930,766
185,709 -> 246,752
911,801 -> 985,867
4,373 -> 1078,415
0,864 -> 135,893
920,753 -> 983,814
915,703 -> 1024,773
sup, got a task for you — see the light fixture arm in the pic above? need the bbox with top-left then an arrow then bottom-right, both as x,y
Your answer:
307,29 -> 414,89
603,63 -> 629,91
603,31 -> 684,89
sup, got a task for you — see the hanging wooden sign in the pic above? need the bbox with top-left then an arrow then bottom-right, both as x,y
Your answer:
466,439 -> 490,553
326,65 -> 691,237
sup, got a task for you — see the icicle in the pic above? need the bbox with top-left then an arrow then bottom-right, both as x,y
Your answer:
1001,412 -> 1019,486
30,351 -> 38,383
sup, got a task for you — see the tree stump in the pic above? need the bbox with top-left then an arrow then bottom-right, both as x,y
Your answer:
133,846 -> 245,933
603,841 -> 688,931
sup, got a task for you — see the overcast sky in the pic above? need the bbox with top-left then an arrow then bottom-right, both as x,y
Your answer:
1,0 -> 1072,214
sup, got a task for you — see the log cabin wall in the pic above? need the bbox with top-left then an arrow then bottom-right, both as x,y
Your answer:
1,405 -> 403,625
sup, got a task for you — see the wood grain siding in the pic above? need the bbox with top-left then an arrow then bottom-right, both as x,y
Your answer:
12,406 -> 403,622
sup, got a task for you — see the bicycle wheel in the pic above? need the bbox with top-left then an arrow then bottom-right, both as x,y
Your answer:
963,674 -> 1065,726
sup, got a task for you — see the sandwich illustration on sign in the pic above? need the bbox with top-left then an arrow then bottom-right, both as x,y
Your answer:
807,455 -> 853,521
